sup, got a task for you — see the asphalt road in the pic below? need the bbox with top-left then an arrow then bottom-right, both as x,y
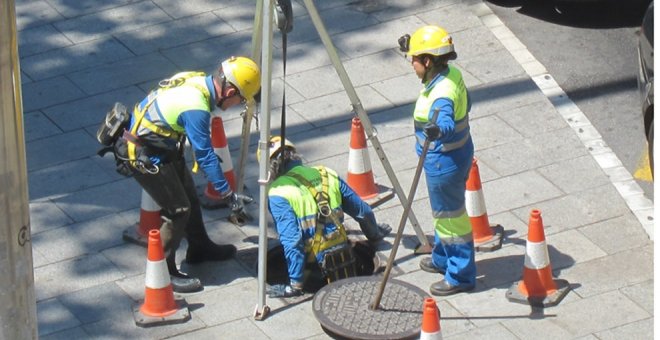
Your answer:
484,0 -> 654,200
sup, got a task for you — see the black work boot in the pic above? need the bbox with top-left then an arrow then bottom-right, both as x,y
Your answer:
367,223 -> 392,243
429,279 -> 474,296
170,271 -> 203,293
166,256 -> 203,293
185,242 -> 237,264
419,257 -> 445,274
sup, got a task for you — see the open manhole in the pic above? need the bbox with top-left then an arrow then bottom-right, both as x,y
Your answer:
264,240 -> 380,293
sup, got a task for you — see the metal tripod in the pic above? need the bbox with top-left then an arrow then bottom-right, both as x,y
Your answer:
242,0 -> 432,321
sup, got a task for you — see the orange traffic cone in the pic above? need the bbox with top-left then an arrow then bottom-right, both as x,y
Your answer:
123,190 -> 161,247
132,229 -> 190,327
346,117 -> 393,208
201,116 -> 237,209
420,297 -> 442,340
465,158 -> 503,252
506,209 -> 570,307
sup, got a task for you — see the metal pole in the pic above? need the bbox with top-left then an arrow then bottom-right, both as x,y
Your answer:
235,0 -> 264,202
371,109 -> 439,310
301,0 -> 431,250
0,0 -> 38,338
254,0 -> 273,321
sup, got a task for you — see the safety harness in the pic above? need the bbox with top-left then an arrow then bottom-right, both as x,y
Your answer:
288,167 -> 357,283
125,72 -> 209,174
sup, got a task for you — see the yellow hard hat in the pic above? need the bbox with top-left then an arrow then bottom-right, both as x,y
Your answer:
221,56 -> 261,101
256,136 -> 296,162
408,25 -> 455,58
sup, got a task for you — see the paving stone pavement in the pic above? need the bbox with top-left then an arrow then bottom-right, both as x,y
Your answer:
16,0 -> 653,339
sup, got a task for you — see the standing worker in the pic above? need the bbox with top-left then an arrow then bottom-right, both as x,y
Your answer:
261,136 -> 392,298
102,56 -> 260,293
398,25 -> 476,296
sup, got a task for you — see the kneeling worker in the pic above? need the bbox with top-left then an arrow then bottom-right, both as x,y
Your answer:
262,136 -> 392,298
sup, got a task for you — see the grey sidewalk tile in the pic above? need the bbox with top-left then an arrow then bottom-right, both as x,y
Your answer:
37,298 -> 81,337
545,229 -> 607,270
511,184 -> 631,235
333,15 -> 425,59
496,100 -> 566,138
480,170 -> 563,215
619,280 -> 653,315
167,318 -> 270,340
252,298 -> 325,340
52,178 -> 141,223
275,7 -> 380,49
82,307 -> 206,340
67,53 -> 180,95
290,86 -> 391,128
286,64 -> 347,99
417,3 -> 483,33
21,37 -> 135,80
370,74 -> 421,107
366,103 -> 415,143
40,327 -> 90,340
23,111 -> 63,142
16,0 -> 64,30
21,76 -> 87,112
475,141 -> 545,175
33,246 -> 49,269
271,42 -> 350,79
114,13 -> 236,56
502,290 -> 650,339
184,280 -> 259,327
26,129 -> 98,172
578,214 -> 653,255
181,258 -> 255,294
212,4 -> 259,32
537,155 -> 610,194
18,24 -> 72,57
368,0 -> 459,22
560,245 -> 653,299
102,242 -> 149,278
294,0 -> 355,11
29,200 -> 74,234
344,49 -> 412,87
161,30 -> 253,70
470,76 -> 546,119
45,0 -> 142,19
474,242 -> 539,289
34,253 -> 126,301
32,214 -> 128,265
594,318 -> 653,340
470,114 -> 524,150
42,86 -> 146,132
53,2 -> 171,44
445,323 -> 521,340
488,210 -> 528,242
527,127 -> 589,164
58,281 -> 136,324
460,49 -> 526,84
445,285 -> 541,329
153,0 -> 238,19
452,25 -> 505,60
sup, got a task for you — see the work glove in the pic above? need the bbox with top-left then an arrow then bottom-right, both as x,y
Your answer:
423,122 -> 441,141
266,284 -> 303,298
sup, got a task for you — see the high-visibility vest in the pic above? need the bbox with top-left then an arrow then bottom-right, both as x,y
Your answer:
413,65 -> 470,152
269,165 -> 347,257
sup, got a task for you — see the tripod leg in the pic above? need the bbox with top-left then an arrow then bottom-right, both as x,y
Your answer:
302,0 -> 432,253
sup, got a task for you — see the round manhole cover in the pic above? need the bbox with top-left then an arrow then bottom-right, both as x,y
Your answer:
312,276 -> 428,340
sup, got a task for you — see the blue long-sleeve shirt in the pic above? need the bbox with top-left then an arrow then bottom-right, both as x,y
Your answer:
415,70 -> 474,176
135,75 -> 231,195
